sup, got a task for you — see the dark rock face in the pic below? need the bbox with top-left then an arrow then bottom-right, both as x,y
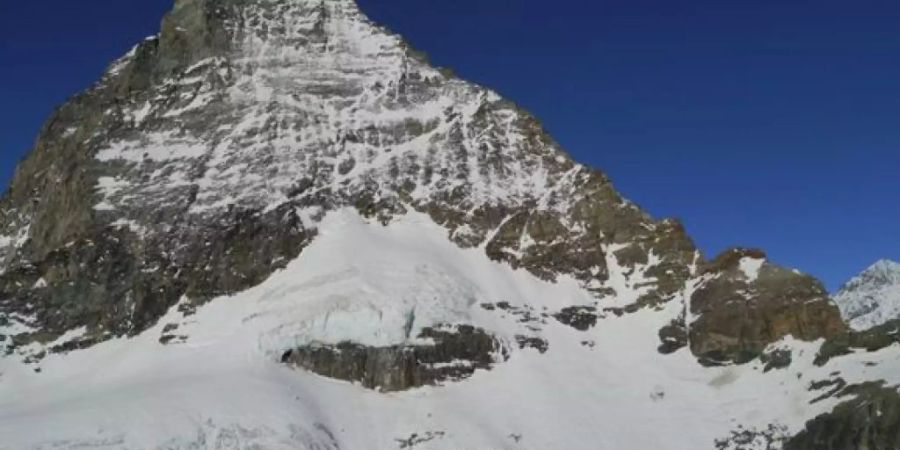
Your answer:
658,317 -> 689,354
688,249 -> 847,365
759,348 -> 792,372
481,301 -> 548,326
815,319 -> 900,366
809,377 -> 850,404
785,383 -> 900,450
0,202 -> 311,357
515,335 -> 549,353
553,306 -> 599,331
483,199 -> 698,305
280,325 -> 506,392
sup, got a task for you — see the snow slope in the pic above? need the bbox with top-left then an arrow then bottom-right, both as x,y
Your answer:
2,210 -> 898,449
833,259 -> 900,330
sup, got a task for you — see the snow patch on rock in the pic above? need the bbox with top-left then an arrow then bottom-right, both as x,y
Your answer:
739,256 -> 765,282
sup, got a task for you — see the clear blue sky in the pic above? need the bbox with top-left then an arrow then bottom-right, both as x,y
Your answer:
1,0 -> 898,290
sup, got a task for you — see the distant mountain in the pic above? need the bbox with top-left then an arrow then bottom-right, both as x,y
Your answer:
834,259 -> 900,330
0,0 -> 898,449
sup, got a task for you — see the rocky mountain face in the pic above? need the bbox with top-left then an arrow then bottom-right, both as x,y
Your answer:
0,0 -> 896,449
833,259 -> 900,330
0,0 -> 842,369
678,248 -> 846,366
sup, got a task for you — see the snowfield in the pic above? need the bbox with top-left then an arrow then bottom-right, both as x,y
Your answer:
2,209 -> 898,449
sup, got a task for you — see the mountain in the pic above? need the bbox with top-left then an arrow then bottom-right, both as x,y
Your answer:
0,0 -> 898,448
833,259 -> 900,330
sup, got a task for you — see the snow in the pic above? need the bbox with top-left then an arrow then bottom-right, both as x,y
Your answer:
105,44 -> 140,77
598,244 -> 661,308
833,259 -> 900,330
0,225 -> 30,253
96,176 -> 131,197
739,256 -> 765,282
48,326 -> 89,348
129,102 -> 153,124
90,0 -> 576,225
96,131 -> 207,163
110,218 -> 150,237
0,313 -> 37,342
2,209 -> 898,449
4,0 -> 899,447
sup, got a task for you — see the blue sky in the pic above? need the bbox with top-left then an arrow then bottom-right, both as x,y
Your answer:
1,0 -> 898,290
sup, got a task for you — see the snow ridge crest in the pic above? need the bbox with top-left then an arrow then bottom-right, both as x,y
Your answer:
834,259 -> 900,330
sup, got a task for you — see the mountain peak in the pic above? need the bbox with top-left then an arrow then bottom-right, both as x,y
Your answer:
155,0 -> 368,75
833,259 -> 900,330
2,1 -> 891,447
865,258 -> 900,277
0,0 -> 844,371
842,259 -> 900,290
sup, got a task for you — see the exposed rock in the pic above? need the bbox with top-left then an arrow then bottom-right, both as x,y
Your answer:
658,317 -> 688,354
785,383 -> 900,450
0,0 -> 869,419
759,348 -> 792,372
515,335 -> 549,354
396,431 -> 446,449
0,204 -> 311,358
814,318 -> 900,366
0,0 -> 696,359
809,377 -> 848,404
689,248 -> 847,365
714,424 -> 790,450
553,306 -> 599,331
0,0 -> 897,447
0,0 -> 846,380
158,334 -> 187,345
280,325 -> 506,392
481,301 -> 546,326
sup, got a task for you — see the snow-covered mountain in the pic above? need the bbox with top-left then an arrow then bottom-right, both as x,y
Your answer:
834,259 -> 900,330
1,0 -> 898,448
